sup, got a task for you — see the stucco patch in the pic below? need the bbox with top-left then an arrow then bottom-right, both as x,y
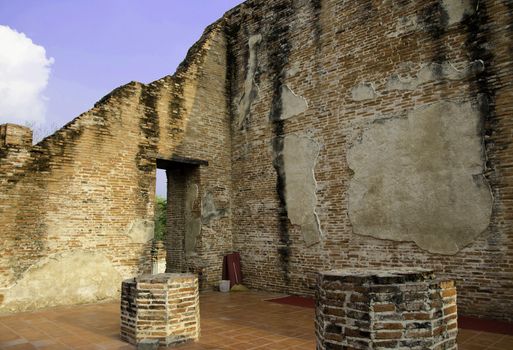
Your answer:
126,219 -> 154,243
443,0 -> 475,25
0,252 -> 122,312
236,34 -> 262,129
388,0 -> 474,38
347,100 -> 492,254
281,85 -> 308,120
185,184 -> 201,254
351,82 -> 377,101
386,60 -> 484,90
201,191 -> 228,225
283,134 -> 321,246
286,62 -> 301,78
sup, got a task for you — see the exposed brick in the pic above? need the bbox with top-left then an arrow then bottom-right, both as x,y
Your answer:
316,270 -> 457,349
373,304 -> 396,313
375,331 -> 403,339
120,273 -> 199,347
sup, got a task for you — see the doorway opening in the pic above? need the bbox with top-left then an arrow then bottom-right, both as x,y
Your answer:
150,168 -> 168,274
156,156 -> 208,274
154,168 -> 167,241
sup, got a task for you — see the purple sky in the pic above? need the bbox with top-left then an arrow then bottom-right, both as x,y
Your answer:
0,0 -> 243,197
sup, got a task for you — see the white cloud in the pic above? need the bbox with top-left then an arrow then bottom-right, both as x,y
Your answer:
0,25 -> 54,125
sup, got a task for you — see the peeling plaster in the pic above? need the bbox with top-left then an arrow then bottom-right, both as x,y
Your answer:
443,0 -> 475,25
347,100 -> 492,254
386,60 -> 484,91
387,1 -> 475,37
201,191 -> 228,225
236,34 -> 262,129
185,184 -> 201,254
351,82 -> 378,101
126,219 -> 154,243
286,62 -> 301,78
281,85 -> 308,120
0,252 -> 122,312
283,134 -> 321,246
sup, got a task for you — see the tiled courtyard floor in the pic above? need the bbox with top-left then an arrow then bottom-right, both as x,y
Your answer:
1,291 -> 512,350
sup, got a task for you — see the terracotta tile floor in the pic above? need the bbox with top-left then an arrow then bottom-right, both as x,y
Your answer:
0,291 -> 512,349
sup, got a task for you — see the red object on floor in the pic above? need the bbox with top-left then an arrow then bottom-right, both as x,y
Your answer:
459,316 -> 513,336
222,252 -> 242,288
266,296 -> 315,308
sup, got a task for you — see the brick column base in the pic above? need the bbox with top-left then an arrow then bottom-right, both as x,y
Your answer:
121,273 -> 199,347
316,269 -> 457,349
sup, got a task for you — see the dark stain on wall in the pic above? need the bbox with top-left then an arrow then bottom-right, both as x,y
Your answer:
136,84 -> 160,209
421,0 -> 449,63
169,76 -> 185,129
507,2 -> 513,52
462,1 -> 499,242
224,20 -> 241,124
358,0 -> 375,24
266,0 -> 294,287
311,0 -> 323,50
421,0 -> 449,40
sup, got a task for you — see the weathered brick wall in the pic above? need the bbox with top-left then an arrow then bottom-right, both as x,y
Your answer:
120,273 -> 199,346
0,124 -> 33,148
0,22 -> 232,312
315,270 -> 457,349
226,0 -> 513,321
1,0 -> 512,321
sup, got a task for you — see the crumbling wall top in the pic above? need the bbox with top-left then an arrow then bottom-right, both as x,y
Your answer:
0,124 -> 32,148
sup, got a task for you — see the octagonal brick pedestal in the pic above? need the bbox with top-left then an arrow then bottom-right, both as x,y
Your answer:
315,269 -> 457,350
120,273 -> 199,347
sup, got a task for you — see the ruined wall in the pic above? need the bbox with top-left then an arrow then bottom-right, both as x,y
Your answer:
162,23 -> 233,288
0,22 -> 232,312
226,0 -> 513,321
1,0 -> 512,321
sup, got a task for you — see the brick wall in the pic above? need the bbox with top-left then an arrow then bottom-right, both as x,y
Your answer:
0,22 -> 232,312
226,0 -> 513,321
316,269 -> 457,349
1,0 -> 512,321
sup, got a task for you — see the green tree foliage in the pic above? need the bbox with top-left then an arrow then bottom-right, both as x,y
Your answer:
154,196 -> 167,241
